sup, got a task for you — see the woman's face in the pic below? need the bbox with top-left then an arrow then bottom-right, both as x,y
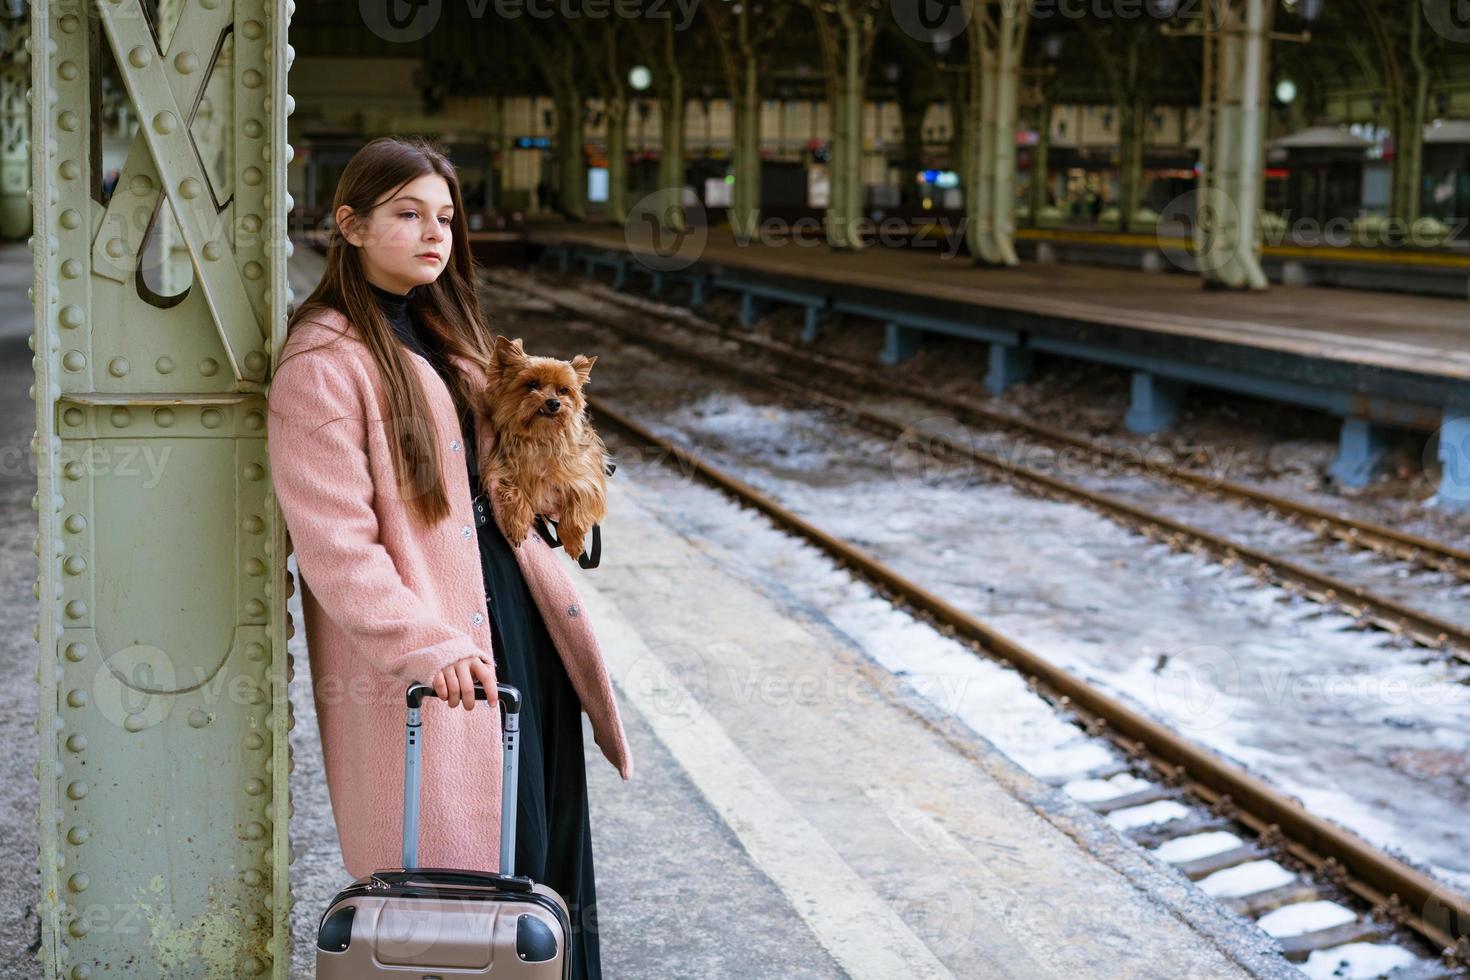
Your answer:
338,172 -> 454,295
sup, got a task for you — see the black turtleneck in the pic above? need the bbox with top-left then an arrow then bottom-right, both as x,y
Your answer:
367,279 -> 481,483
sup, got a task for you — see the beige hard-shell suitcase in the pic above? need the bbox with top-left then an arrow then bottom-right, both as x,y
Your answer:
315,682 -> 571,978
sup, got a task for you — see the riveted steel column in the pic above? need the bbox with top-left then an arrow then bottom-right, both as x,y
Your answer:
31,0 -> 294,977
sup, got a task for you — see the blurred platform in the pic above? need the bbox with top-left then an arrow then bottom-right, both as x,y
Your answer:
529,223 -> 1470,436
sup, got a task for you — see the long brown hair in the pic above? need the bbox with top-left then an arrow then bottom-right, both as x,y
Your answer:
283,136 -> 492,527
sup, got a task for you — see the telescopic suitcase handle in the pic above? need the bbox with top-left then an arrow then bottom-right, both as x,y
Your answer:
402,681 -> 521,875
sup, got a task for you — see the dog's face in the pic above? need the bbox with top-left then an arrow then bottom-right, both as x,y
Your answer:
484,335 -> 596,435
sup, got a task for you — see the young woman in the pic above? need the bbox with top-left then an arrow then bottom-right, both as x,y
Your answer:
267,136 -> 631,979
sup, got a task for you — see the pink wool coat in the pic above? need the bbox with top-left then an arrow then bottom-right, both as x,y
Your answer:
266,306 -> 632,881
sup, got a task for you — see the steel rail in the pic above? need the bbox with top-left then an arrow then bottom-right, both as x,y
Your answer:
507,277 -> 1470,659
587,394 -> 1470,962
568,275 -> 1470,582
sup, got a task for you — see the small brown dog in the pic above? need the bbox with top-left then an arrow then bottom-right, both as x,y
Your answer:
477,335 -> 608,560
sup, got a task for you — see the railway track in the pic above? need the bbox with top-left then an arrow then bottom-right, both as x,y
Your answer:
495,270 -> 1470,662
584,394 -> 1470,975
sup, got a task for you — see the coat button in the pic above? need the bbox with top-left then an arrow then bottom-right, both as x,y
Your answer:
567,605 -> 580,618
460,525 -> 472,538
472,613 -> 484,625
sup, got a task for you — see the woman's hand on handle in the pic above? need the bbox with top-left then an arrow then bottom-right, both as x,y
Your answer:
432,654 -> 498,710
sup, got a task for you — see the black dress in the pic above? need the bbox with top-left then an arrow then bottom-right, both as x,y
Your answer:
370,282 -> 603,980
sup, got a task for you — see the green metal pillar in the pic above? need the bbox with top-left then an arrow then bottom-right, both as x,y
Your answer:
1197,0 -> 1271,290
30,0 -> 294,976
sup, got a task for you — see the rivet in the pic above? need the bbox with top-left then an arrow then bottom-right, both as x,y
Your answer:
109,406 -> 131,427
243,260 -> 264,280
244,515 -> 264,534
66,826 -> 89,845
174,51 -> 199,74
64,600 -> 86,620
62,408 -> 83,427
245,558 -> 265,576
245,350 -> 268,374
244,410 -> 265,431
67,873 -> 88,893
62,351 -> 85,372
242,166 -> 263,186
245,598 -> 266,617
70,964 -> 92,979
244,778 -> 266,796
178,178 -> 202,200
108,357 -> 130,378
65,733 -> 86,753
63,642 -> 87,663
152,111 -> 178,134
203,240 -> 222,261
65,780 -> 87,800
59,305 -> 83,329
242,214 -> 262,234
64,514 -> 86,534
129,173 -> 154,194
123,714 -> 146,733
243,119 -> 263,140
242,19 -> 264,39
66,689 -> 86,708
199,358 -> 220,377
246,641 -> 267,661
201,408 -> 222,428
57,61 -> 79,81
59,209 -> 81,229
242,868 -> 263,885
61,259 -> 82,279
58,158 -> 79,181
58,111 -> 78,132
243,732 -> 264,750
155,356 -> 175,374
188,709 -> 210,728
244,463 -> 264,481
242,69 -> 263,89
67,919 -> 88,938
62,461 -> 82,481
63,555 -> 86,576
59,14 -> 79,32
127,46 -> 151,68
106,238 -> 126,258
242,822 -> 265,840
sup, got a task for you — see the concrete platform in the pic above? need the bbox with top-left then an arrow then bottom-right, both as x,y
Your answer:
555,475 -> 1296,978
532,221 -> 1470,497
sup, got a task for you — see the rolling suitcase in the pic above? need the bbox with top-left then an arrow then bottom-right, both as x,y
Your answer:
315,681 -> 572,978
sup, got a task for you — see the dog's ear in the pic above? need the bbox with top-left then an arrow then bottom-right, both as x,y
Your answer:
570,354 -> 597,385
491,334 -> 528,370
